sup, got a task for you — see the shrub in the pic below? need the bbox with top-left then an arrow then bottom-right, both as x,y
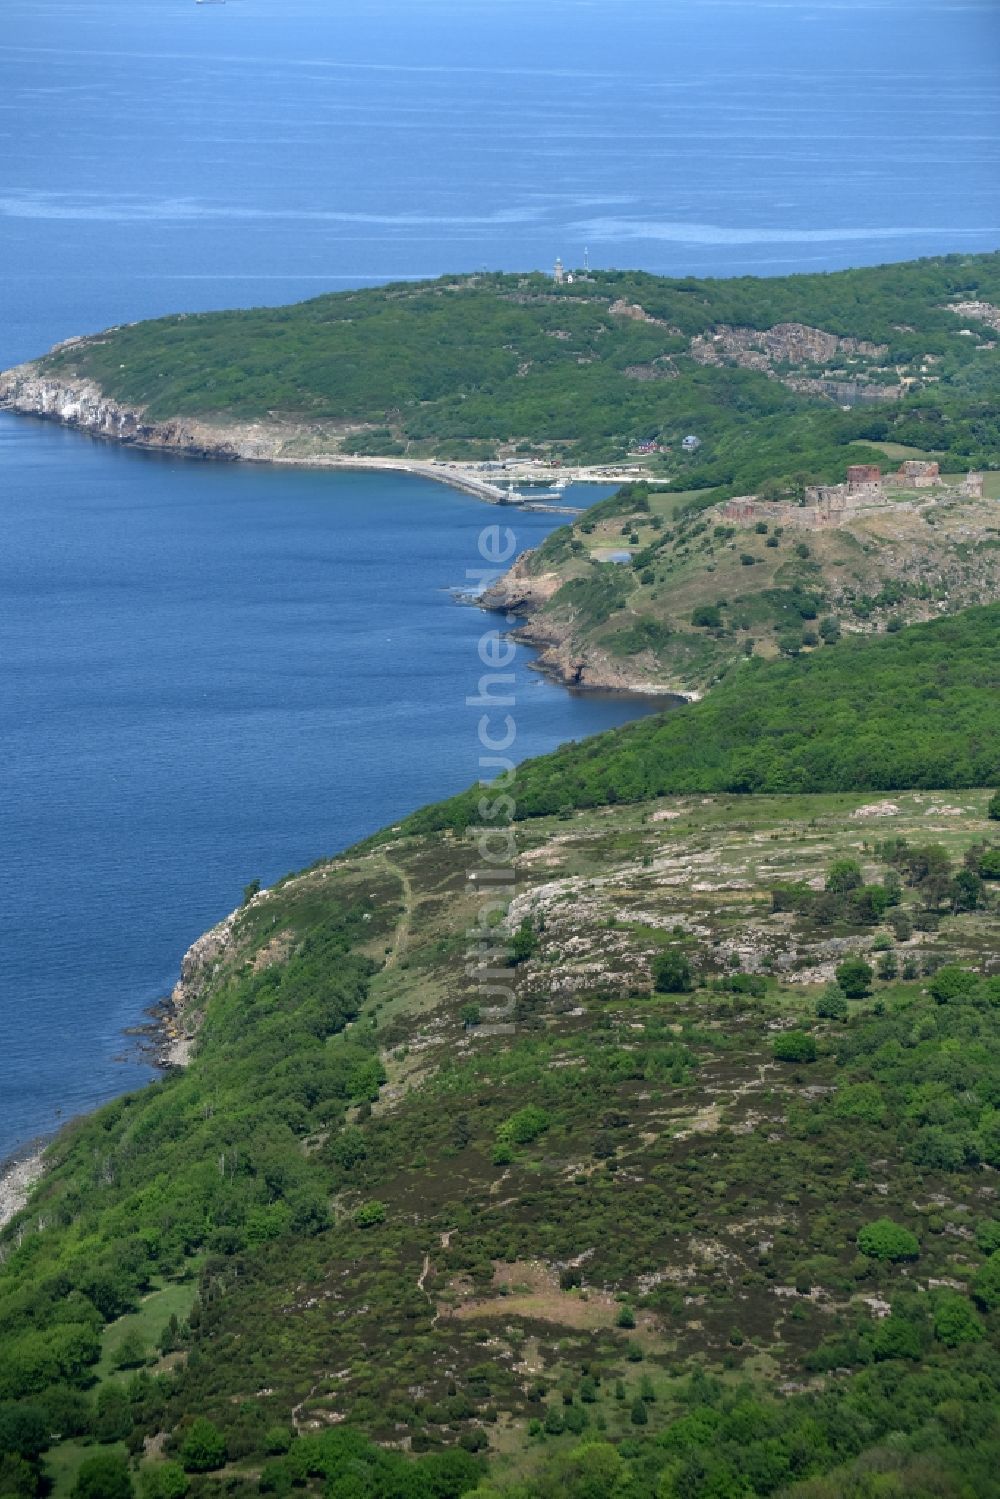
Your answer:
857,1219 -> 919,1262
73,1455 -> 134,1499
616,1305 -> 636,1329
888,910 -> 912,942
354,1201 -> 387,1229
263,1427 -> 293,1456
543,1406 -> 565,1435
630,1397 -> 648,1426
928,966 -> 979,1004
975,1220 -> 1000,1255
113,1330 -> 147,1370
728,972 -> 766,998
816,984 -> 848,1021
653,949 -> 694,994
876,951 -> 898,981
836,957 -> 874,999
139,1463 -> 189,1499
498,1105 -> 551,1145
872,1316 -> 922,1361
772,1031 -> 817,1063
179,1420 -> 227,1474
826,858 -> 863,894
509,919 -> 539,966
988,791 -> 1000,821
94,1386 -> 132,1444
972,1252 -> 1000,1312
934,1293 -> 984,1347
691,605 -> 722,629
851,886 -> 890,924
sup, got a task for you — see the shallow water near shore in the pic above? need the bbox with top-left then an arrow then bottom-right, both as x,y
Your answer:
0,414 -> 664,1160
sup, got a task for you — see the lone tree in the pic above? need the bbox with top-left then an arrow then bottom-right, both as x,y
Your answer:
836,957 -> 874,999
179,1418 -> 227,1474
988,791 -> 1000,821
816,983 -> 849,1020
858,1218 -> 920,1262
772,1031 -> 817,1064
653,949 -> 694,994
73,1455 -> 134,1499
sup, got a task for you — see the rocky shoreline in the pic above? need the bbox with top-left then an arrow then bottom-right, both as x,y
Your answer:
479,550 -> 699,700
0,357 -> 676,1208
0,900 -> 254,1231
153,904 -> 247,1068
0,1143 -> 47,1232
0,359 -> 645,509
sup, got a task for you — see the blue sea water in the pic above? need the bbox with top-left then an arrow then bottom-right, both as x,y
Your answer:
1,0 -> 998,1159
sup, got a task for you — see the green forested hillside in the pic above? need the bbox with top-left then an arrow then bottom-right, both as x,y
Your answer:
400,603 -> 1000,835
33,252 -> 1000,485
2,606 -> 1000,1499
3,254 -> 1000,1499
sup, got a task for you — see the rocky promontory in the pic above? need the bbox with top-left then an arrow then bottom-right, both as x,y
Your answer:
480,551 -> 694,697
0,361 -> 255,460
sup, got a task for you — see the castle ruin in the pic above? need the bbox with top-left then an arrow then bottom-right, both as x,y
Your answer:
721,463 -> 987,532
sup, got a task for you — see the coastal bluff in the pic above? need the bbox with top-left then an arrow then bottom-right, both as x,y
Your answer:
0,360 -> 520,503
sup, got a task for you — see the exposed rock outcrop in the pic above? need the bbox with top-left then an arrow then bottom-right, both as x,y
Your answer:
947,299 -> 1000,333
689,322 -> 901,404
160,909 -> 241,1065
479,551 -> 692,697
0,360 -> 527,503
0,362 -> 254,459
690,321 -> 887,369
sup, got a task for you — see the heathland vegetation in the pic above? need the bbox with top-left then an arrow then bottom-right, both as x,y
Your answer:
3,255 -> 1000,1498
2,595 -> 1000,1498
486,469 -> 1000,694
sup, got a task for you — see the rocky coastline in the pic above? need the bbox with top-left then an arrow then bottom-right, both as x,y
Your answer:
0,899 -> 254,1233
0,1144 -> 47,1232
479,550 -> 698,699
0,359 -> 641,508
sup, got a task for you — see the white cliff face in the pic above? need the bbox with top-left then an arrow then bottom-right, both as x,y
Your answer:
0,360 -> 515,494
0,360 -> 250,458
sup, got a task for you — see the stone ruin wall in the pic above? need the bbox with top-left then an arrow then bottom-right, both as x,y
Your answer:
722,468 -> 986,532
723,487 -> 902,532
